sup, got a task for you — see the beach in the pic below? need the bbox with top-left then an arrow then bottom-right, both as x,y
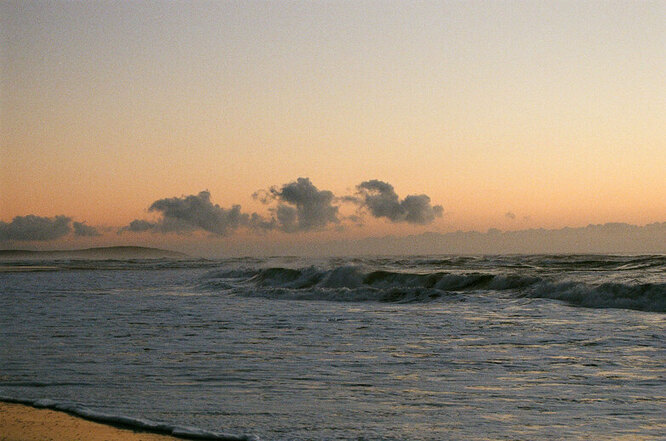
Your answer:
0,401 -> 182,441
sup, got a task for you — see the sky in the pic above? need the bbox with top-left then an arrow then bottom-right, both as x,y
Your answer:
1,1 -> 664,255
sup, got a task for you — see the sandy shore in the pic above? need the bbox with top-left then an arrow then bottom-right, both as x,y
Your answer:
0,401 -> 184,441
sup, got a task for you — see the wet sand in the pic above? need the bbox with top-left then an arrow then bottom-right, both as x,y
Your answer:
0,401 -> 183,441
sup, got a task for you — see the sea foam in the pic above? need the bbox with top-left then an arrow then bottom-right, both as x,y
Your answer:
0,396 -> 260,441
198,261 -> 666,312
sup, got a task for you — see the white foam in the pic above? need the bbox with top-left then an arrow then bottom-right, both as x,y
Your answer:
198,263 -> 665,311
0,396 -> 261,441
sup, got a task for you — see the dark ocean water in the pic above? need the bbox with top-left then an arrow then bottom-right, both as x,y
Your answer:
1,255 -> 664,440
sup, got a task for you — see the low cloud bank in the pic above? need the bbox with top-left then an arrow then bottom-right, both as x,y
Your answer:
316,222 -> 666,255
73,221 -> 101,237
0,215 -> 100,242
0,215 -> 72,241
165,222 -> 666,256
122,177 -> 443,236
3,177 -> 443,243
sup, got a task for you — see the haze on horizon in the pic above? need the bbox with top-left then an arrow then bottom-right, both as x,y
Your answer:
1,1 -> 664,256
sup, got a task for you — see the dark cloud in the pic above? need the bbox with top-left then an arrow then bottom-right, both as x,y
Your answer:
505,212 -> 516,220
73,221 -> 101,237
0,215 -> 72,242
140,191 -> 249,236
268,177 -> 340,232
120,178 -> 443,236
121,219 -> 157,233
355,180 -> 443,225
338,195 -> 361,204
248,213 -> 277,231
347,214 -> 364,227
120,191 -> 251,236
274,204 -> 298,232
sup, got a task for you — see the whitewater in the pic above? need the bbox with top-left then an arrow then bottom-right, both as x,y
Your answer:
1,255 -> 664,440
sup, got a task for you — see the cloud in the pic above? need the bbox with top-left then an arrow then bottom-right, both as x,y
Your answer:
505,212 -> 516,220
248,213 -> 277,231
251,189 -> 273,205
120,178 -> 443,236
72,221 -> 101,237
122,191 -> 249,236
121,219 -> 157,233
0,215 -> 72,242
354,180 -> 443,224
328,222 -> 666,255
268,177 -> 340,232
347,214 -> 364,227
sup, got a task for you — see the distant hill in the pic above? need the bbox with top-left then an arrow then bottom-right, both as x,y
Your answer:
0,246 -> 188,260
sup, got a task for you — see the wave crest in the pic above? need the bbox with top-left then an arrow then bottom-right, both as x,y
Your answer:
197,264 -> 665,312
524,281 -> 666,312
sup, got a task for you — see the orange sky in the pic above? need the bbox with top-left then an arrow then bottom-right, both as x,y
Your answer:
1,1 -> 664,250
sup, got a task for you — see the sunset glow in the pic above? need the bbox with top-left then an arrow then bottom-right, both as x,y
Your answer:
1,1 -> 664,254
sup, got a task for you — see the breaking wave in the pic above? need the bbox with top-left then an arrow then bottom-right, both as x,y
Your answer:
522,281 -> 665,312
198,265 -> 665,312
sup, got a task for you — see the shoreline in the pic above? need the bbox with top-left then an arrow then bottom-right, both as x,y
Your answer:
0,401 -> 186,441
0,400 -> 254,441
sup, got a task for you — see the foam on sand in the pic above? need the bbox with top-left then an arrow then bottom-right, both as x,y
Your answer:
0,401 -> 181,441
0,398 -> 260,441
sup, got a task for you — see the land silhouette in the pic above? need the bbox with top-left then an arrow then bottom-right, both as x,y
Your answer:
0,246 -> 187,260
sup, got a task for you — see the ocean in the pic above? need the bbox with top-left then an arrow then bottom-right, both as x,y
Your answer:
1,255 -> 664,440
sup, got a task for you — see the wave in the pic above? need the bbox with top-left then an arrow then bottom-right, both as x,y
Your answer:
522,281 -> 666,312
198,265 -> 665,312
523,255 -> 666,271
0,396 -> 260,441
201,266 -> 543,292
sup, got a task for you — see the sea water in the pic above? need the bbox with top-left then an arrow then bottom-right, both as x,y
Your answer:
1,255 -> 664,440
